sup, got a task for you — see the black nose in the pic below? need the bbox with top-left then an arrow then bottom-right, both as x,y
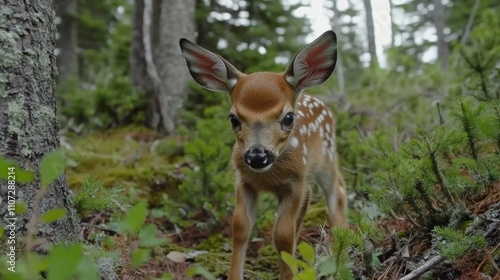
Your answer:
244,145 -> 274,169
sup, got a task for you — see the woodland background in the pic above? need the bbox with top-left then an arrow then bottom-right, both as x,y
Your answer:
0,0 -> 499,279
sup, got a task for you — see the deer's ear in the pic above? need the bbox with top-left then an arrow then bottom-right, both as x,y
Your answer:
285,31 -> 337,93
179,38 -> 241,93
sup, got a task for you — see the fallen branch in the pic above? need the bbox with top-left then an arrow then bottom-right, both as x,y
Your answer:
400,255 -> 444,280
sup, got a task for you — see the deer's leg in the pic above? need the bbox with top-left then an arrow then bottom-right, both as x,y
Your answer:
295,185 -> 311,242
274,190 -> 302,280
228,184 -> 258,280
316,160 -> 347,227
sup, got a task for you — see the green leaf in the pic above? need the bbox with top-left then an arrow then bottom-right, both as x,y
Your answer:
124,203 -> 148,233
186,264 -> 217,280
0,227 -> 4,237
131,248 -> 151,268
41,208 -> 68,223
298,242 -> 315,265
0,157 -> 35,183
40,149 -> 65,188
281,251 -> 299,275
47,243 -> 83,280
139,224 -> 168,247
75,258 -> 99,280
110,203 -> 148,234
319,258 -> 337,276
295,267 -> 316,280
14,201 -> 27,214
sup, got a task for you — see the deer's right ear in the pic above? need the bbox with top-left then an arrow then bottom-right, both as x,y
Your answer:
179,38 -> 241,93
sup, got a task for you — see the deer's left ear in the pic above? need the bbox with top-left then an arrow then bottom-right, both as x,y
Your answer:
285,30 -> 337,94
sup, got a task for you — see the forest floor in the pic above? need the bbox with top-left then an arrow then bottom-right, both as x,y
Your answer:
66,125 -> 500,280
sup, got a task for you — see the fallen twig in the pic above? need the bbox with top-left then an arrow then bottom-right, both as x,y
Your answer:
483,247 -> 500,275
399,255 -> 444,280
477,242 -> 500,272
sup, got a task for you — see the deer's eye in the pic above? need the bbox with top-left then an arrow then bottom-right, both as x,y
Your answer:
228,114 -> 241,131
281,112 -> 295,127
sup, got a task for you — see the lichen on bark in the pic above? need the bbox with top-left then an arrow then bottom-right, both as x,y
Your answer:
0,0 -> 81,253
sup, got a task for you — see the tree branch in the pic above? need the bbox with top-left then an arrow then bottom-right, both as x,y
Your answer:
400,255 -> 444,280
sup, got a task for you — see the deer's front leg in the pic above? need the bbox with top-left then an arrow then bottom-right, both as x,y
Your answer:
274,191 -> 302,280
228,183 -> 257,280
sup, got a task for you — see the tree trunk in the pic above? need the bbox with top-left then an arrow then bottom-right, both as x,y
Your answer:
433,0 -> 449,70
330,0 -> 346,97
363,0 -> 378,67
155,0 -> 195,135
0,0 -> 81,250
388,0 -> 396,47
132,0 -> 194,134
131,0 -> 147,91
131,0 -> 160,128
55,0 -> 78,84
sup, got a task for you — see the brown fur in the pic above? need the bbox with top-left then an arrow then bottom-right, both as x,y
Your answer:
227,73 -> 347,280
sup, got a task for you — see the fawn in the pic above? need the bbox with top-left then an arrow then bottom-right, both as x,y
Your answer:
180,30 -> 347,280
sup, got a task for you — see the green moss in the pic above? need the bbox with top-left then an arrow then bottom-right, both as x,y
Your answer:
303,203 -> 330,228
65,126 -> 181,205
194,252 -> 231,277
195,234 -> 228,252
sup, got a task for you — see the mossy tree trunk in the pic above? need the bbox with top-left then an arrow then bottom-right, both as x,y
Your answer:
0,0 -> 80,251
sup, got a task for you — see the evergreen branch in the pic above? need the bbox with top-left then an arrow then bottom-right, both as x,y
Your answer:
460,101 -> 479,162
475,52 -> 491,100
424,136 -> 454,204
415,181 -> 439,214
407,198 -> 426,223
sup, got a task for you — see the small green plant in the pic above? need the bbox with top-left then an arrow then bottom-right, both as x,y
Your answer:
434,226 -> 486,260
367,94 -> 499,230
0,150 -> 100,280
73,177 -> 124,217
282,227 -> 360,280
281,242 -> 318,279
0,151 -> 173,280
164,104 -> 235,230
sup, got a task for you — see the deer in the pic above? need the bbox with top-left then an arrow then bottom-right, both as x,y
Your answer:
179,30 -> 347,280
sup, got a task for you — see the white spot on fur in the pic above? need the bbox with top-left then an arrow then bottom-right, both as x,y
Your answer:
300,125 -> 307,135
290,137 -> 299,148
302,144 -> 308,156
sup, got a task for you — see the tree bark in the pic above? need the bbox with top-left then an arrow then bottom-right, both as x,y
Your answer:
155,0 -> 195,135
131,0 -> 160,128
433,0 -> 449,70
131,0 -> 147,91
388,0 -> 396,47
363,0 -> 378,67
131,0 -> 194,134
0,0 -> 81,250
330,0 -> 346,96
55,0 -> 79,84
